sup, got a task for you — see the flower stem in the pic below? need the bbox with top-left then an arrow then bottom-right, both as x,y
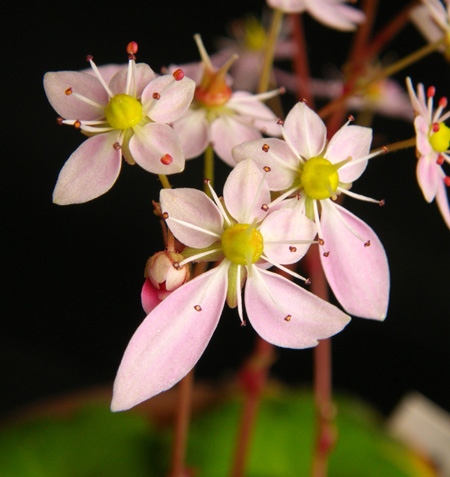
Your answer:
159,174 -> 172,189
204,145 -> 214,197
373,136 -> 417,155
257,8 -> 284,94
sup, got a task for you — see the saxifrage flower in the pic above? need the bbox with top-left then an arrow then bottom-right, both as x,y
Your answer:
233,101 -> 390,321
44,42 -> 195,205
111,159 -> 350,411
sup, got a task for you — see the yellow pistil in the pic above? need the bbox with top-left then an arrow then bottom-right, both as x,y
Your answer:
300,157 -> 340,200
105,94 -> 143,130
221,223 -> 264,265
430,122 -> 450,153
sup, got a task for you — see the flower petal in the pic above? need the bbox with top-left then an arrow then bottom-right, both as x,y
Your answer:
305,0 -> 365,31
129,123 -> 185,175
43,71 -> 108,120
436,178 -> 450,229
416,154 -> 439,202
245,267 -> 350,348
109,63 -> 156,97
52,132 -> 122,205
171,109 -> 210,159
143,75 -> 196,124
111,264 -> 228,411
283,102 -> 326,159
223,159 -> 271,224
319,201 -> 390,321
266,0 -> 307,13
160,188 -> 224,248
141,278 -> 162,314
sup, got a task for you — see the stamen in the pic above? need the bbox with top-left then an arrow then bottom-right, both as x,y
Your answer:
127,41 -> 138,58
65,87 -> 73,95
289,246 -> 297,252
437,155 -> 445,165
262,144 -> 270,152
74,120 -> 81,129
284,315 -> 291,322
160,154 -> 173,165
439,97 -> 448,108
236,265 -> 244,323
277,119 -> 284,125
323,251 -> 330,257
348,114 -> 355,122
194,305 -> 202,312
336,187 -> 383,204
113,142 -> 121,150
193,34 -> 214,71
261,254 -> 309,282
364,240 -> 371,247
432,122 -> 440,133
263,166 -> 271,172
204,179 -> 232,226
172,69 -> 185,81
427,86 -> 435,98
261,204 -> 269,212
445,176 -> 450,187
339,148 -> 384,170
177,248 -> 222,267
57,117 -> 64,125
166,216 -> 222,239
88,57 -> 114,98
162,212 -> 169,219
153,92 -> 161,100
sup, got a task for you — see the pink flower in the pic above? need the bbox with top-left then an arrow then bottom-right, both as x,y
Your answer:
170,35 -> 282,166
111,159 -> 350,411
44,43 -> 195,205
233,101 -> 390,321
266,0 -> 365,31
406,77 -> 450,228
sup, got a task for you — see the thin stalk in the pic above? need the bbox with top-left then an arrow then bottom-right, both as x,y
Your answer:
373,136 -> 417,155
159,174 -> 172,189
204,145 -> 215,197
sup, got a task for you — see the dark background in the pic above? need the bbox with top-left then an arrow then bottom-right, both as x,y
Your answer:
3,0 -> 449,420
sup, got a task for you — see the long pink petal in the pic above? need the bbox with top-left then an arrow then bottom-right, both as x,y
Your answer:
141,278 -> 162,314
43,71 -> 108,120
52,132 -> 122,205
142,75 -> 195,124
171,109 -> 210,159
416,155 -> 439,202
305,0 -> 365,31
266,0 -> 307,13
245,267 -> 350,348
223,159 -> 271,224
129,123 -> 185,175
435,178 -> 450,229
160,188 -> 224,248
283,102 -> 326,159
320,201 -> 390,321
111,264 -> 229,411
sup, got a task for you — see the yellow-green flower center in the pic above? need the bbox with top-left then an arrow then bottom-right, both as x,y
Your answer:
243,17 -> 267,51
105,94 -> 143,130
221,223 -> 264,265
300,157 -> 340,200
430,122 -> 450,153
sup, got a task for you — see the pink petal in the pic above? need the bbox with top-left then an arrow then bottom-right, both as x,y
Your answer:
416,155 -> 439,202
141,278 -> 162,314
43,71 -> 108,120
142,75 -> 196,124
111,264 -> 228,411
52,132 -> 122,205
210,116 -> 262,166
414,116 -> 433,156
223,159 -> 271,224
319,201 -> 390,321
83,64 -> 125,84
129,123 -> 185,175
232,138 -> 298,191
259,208 -> 316,264
325,124 -> 372,183
171,109 -> 210,159
283,102 -> 327,159
266,0 -> 307,13
109,63 -> 156,97
436,178 -> 450,229
305,0 -> 365,31
245,267 -> 350,348
160,188 -> 224,248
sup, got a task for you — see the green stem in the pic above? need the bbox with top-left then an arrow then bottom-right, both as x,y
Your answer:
203,145 -> 214,197
373,136 -> 417,155
158,174 -> 172,189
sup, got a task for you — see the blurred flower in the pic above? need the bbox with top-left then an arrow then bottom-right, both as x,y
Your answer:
44,42 -> 195,205
111,159 -> 350,411
266,0 -> 365,31
170,35 -> 282,166
406,77 -> 450,228
233,102 -> 390,320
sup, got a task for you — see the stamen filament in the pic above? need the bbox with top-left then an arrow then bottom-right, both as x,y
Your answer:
336,187 -> 382,204
166,216 -> 222,239
261,254 -> 309,282
205,181 -> 232,227
178,248 -> 222,267
236,264 -> 245,322
88,58 -> 114,98
72,92 -> 105,110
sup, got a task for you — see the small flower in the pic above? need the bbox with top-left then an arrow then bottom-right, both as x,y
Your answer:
111,159 -> 350,411
170,35 -> 282,166
406,77 -> 450,228
233,102 -> 390,320
44,42 -> 196,205
266,0 -> 365,31
410,0 -> 450,60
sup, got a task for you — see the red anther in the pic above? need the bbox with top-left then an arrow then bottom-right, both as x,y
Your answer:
437,155 -> 445,165
382,145 -> 388,154
439,96 -> 448,108
203,178 -> 211,184
160,153 -> 173,165
284,315 -> 292,322
289,246 -> 297,253
194,305 -> 202,312
172,68 -> 184,81
364,240 -> 371,247
277,119 -> 284,125
348,114 -> 355,122
304,278 -> 311,286
263,166 -> 271,173
74,120 -> 81,129
432,122 -> 440,133
153,92 -> 161,100
445,176 -> 450,187
262,144 -> 270,153
56,117 -> 64,125
323,251 -> 330,257
318,238 -> 325,246
240,320 -> 247,327
113,142 -> 121,150
295,193 -> 301,200
86,55 -> 93,62
173,262 -> 180,270
65,87 -> 73,95
379,199 -> 385,206
162,212 -> 169,219
261,204 -> 269,212
127,41 -> 138,55
279,86 -> 286,94
427,86 -> 436,98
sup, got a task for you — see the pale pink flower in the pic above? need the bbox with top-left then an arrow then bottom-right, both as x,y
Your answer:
170,35 -> 282,166
44,43 -> 195,205
406,77 -> 450,228
111,159 -> 350,411
266,0 -> 365,31
233,102 -> 390,321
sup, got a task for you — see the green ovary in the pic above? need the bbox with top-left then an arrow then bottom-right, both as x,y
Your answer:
105,94 -> 143,130
221,224 -> 264,265
430,122 -> 450,153
300,157 -> 339,200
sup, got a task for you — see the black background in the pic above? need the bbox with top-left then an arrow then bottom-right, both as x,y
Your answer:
3,0 -> 449,420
